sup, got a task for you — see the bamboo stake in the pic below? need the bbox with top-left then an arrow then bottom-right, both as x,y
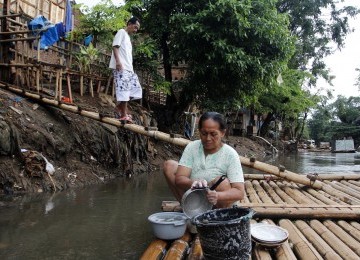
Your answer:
139,239 -> 168,260
58,69 -> 63,100
89,78 -> 94,97
337,220 -> 360,243
309,220 -> 359,259
279,219 -> 323,259
66,74 -> 73,102
188,235 -> 203,260
163,231 -> 191,260
80,75 -> 84,96
322,220 -> 360,256
294,220 -> 341,260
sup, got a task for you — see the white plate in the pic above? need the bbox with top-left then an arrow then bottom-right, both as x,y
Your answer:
251,223 -> 289,243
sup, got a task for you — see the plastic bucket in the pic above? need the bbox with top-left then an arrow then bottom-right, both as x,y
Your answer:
192,207 -> 255,260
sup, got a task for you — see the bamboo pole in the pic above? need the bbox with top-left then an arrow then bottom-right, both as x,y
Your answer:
268,181 -> 297,204
350,221 -> 360,231
139,239 -> 168,260
305,188 -> 345,205
337,220 -> 360,243
163,231 -> 191,260
259,180 -> 285,203
309,220 -> 359,259
249,207 -> 360,219
322,220 -> 360,256
252,180 -> 274,203
80,75 -> 84,96
245,173 -> 360,181
321,185 -> 360,205
325,180 -> 360,200
280,181 -> 314,204
188,235 -> 203,260
294,220 -> 342,260
245,180 -> 262,203
348,180 -> 360,188
340,180 -> 360,192
279,219 -> 323,259
317,190 -> 347,205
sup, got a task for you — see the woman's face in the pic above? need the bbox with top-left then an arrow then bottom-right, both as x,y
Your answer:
199,118 -> 225,153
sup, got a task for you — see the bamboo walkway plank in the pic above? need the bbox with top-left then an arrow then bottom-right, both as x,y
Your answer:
322,220 -> 360,256
309,220 -> 359,259
294,220 -> 342,260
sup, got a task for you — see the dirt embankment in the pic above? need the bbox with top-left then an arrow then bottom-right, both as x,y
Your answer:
0,89 -> 268,195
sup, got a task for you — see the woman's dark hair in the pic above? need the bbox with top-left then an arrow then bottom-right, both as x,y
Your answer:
198,112 -> 226,131
127,17 -> 140,25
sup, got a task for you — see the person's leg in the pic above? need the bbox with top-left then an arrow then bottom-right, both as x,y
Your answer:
117,101 -> 128,118
209,176 -> 234,208
163,160 -> 184,202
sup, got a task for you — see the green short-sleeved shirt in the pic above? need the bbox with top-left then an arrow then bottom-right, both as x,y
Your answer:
178,140 -> 244,183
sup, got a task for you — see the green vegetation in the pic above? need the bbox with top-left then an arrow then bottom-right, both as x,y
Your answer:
308,96 -> 360,147
73,0 -> 359,140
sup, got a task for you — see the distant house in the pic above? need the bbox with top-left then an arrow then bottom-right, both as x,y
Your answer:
331,139 -> 356,153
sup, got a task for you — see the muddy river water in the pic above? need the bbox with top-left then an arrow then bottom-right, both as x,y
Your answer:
0,151 -> 359,259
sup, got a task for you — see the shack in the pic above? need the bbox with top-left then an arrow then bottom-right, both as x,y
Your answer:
332,139 -> 356,153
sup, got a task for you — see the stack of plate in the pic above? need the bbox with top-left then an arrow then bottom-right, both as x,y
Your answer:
250,223 -> 289,248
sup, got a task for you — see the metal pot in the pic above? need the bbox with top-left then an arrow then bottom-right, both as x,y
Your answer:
181,175 -> 226,218
148,212 -> 187,240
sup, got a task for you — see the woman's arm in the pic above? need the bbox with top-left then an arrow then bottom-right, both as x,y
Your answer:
207,182 -> 244,207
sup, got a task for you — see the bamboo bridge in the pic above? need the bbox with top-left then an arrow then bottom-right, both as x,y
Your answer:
1,82 -> 360,259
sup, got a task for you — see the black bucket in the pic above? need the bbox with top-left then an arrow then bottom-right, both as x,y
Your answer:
192,207 -> 255,260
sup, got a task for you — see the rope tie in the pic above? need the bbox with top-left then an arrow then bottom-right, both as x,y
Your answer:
306,173 -> 319,187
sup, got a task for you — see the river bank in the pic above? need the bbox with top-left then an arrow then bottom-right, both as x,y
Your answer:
0,89 -> 270,195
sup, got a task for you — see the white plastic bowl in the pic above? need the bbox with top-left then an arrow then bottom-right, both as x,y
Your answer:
148,212 -> 187,240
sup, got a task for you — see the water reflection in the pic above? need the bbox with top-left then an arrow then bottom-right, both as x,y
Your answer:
0,152 -> 359,259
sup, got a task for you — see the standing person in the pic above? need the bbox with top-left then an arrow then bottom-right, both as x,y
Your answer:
163,112 -> 245,208
109,17 -> 142,122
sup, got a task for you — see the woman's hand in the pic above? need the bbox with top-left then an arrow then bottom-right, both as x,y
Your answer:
191,179 -> 208,189
207,190 -> 218,205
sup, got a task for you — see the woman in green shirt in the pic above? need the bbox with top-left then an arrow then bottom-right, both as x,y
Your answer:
163,112 -> 245,208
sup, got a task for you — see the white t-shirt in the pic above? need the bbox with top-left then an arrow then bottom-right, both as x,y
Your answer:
178,140 -> 244,183
109,29 -> 133,72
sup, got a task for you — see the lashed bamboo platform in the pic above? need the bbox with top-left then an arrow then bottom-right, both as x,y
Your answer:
141,174 -> 360,259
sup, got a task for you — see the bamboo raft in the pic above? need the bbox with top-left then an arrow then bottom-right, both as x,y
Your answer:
141,174 -> 360,259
